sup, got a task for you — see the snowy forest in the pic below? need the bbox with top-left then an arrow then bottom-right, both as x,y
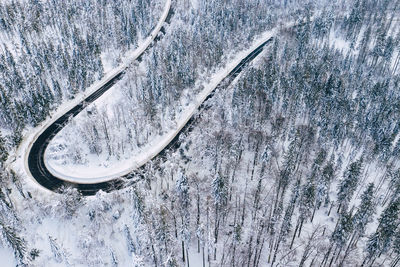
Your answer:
1,0 -> 400,266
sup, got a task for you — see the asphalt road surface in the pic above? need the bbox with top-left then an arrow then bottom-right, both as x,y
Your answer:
27,36 -> 273,196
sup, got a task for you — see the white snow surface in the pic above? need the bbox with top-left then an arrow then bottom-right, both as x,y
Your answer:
0,247 -> 16,267
44,28 -> 277,184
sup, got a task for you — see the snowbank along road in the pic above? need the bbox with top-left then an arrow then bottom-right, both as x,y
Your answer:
23,0 -> 172,195
24,0 -> 275,196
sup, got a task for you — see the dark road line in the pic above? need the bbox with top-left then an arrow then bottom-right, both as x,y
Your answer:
25,0 -> 173,196
26,32 -> 273,196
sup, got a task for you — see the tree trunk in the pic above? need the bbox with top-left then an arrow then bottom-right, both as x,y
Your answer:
271,238 -> 281,267
206,200 -> 210,264
311,202 -> 317,222
290,219 -> 300,249
247,235 -> 253,267
360,256 -> 368,267
339,232 -> 357,267
297,219 -> 304,238
334,246 -> 343,264
182,241 -> 186,263
321,245 -> 333,267
232,243 -> 236,267
327,202 -> 334,216
255,237 -> 266,267
173,214 -> 178,238
197,185 -> 201,253
242,177 -> 249,226
336,203 -> 342,214
267,238 -> 275,264
186,248 -> 190,267
390,255 -> 400,267
202,246 -> 205,267
151,244 -> 157,267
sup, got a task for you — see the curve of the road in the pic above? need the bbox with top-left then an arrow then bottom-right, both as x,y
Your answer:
24,3 -> 277,196
23,0 -> 172,195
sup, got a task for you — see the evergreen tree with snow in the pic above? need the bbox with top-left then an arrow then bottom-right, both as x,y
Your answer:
175,171 -> 191,264
336,157 -> 363,213
0,132 -> 7,163
363,197 -> 400,266
352,183 -> 375,236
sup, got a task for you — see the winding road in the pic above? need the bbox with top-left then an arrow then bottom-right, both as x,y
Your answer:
23,0 -> 275,196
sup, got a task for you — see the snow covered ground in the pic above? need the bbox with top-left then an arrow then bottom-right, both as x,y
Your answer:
0,247 -> 16,267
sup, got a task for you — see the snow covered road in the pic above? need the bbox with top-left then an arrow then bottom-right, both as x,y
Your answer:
17,0 -> 172,195
18,0 -> 278,195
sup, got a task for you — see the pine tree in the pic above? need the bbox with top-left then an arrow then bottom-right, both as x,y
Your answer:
48,236 -> 63,263
175,171 -> 191,263
353,183 -> 375,235
364,197 -> 400,265
336,158 -> 363,213
322,210 -> 353,266
0,132 -> 8,163
0,221 -> 26,265
211,172 -> 228,261
124,225 -> 136,255
339,183 -> 375,266
315,160 -> 335,211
